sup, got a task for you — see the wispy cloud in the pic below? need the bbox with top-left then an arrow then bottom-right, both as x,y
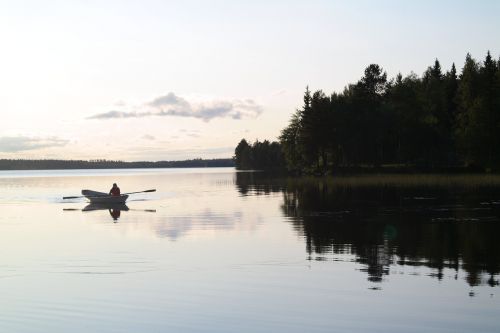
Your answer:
88,110 -> 145,119
180,129 -> 201,137
0,136 -> 69,152
272,89 -> 287,96
141,134 -> 156,141
88,92 -> 263,122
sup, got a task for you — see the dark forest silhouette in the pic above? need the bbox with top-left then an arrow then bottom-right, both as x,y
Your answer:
234,139 -> 285,170
0,158 -> 233,170
235,51 -> 500,173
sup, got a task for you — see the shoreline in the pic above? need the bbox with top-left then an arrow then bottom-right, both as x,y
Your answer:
0,158 -> 235,171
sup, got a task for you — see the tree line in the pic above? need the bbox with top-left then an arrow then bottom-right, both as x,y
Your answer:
235,51 -> 500,173
234,139 -> 285,170
0,158 -> 234,170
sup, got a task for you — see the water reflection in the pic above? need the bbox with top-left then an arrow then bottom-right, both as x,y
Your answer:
64,203 -> 132,222
235,172 -> 500,287
64,203 -> 242,239
82,203 -> 130,221
152,210 -> 244,240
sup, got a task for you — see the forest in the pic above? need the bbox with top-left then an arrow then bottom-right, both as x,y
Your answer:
0,158 -> 234,170
234,51 -> 500,173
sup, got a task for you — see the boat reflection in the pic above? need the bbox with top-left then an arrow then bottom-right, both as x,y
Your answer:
83,203 -> 130,221
64,203 -> 156,222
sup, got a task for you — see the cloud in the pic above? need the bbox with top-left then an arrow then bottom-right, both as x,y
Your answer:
180,129 -> 200,137
88,110 -> 145,119
88,92 -> 263,122
272,89 -> 286,96
148,92 -> 190,110
0,136 -> 69,152
141,134 -> 156,140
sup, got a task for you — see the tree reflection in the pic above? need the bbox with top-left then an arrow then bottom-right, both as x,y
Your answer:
235,172 -> 500,286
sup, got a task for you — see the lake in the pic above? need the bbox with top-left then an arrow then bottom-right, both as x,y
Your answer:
0,168 -> 499,332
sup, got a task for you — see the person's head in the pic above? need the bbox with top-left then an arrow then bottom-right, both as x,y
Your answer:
112,183 -> 117,188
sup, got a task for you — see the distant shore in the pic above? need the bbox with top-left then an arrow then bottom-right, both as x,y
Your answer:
0,158 -> 234,171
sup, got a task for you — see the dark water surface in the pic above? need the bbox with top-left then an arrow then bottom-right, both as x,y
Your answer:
0,168 -> 499,332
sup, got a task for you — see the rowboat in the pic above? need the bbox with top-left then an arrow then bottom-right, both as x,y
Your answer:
81,189 -> 129,204
63,189 -> 154,202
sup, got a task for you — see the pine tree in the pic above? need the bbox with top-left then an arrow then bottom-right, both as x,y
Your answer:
359,64 -> 388,98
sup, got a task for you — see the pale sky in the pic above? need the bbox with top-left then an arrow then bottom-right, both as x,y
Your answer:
0,0 -> 499,161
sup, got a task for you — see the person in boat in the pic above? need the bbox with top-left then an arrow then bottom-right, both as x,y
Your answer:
109,183 -> 121,197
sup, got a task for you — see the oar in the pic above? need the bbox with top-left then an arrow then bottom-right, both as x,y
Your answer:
123,189 -> 156,195
63,189 -> 156,200
64,207 -> 156,212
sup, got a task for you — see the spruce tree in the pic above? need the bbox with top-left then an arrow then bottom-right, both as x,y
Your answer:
478,51 -> 500,167
299,87 -> 323,171
456,53 -> 481,166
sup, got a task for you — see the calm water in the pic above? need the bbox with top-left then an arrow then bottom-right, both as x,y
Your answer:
0,168 -> 499,332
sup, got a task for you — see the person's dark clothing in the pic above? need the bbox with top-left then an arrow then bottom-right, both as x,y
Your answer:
109,186 -> 121,196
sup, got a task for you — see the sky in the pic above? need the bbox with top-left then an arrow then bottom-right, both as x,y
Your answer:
0,0 -> 499,161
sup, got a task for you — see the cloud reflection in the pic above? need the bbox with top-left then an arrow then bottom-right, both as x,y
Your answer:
153,210 -> 243,240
